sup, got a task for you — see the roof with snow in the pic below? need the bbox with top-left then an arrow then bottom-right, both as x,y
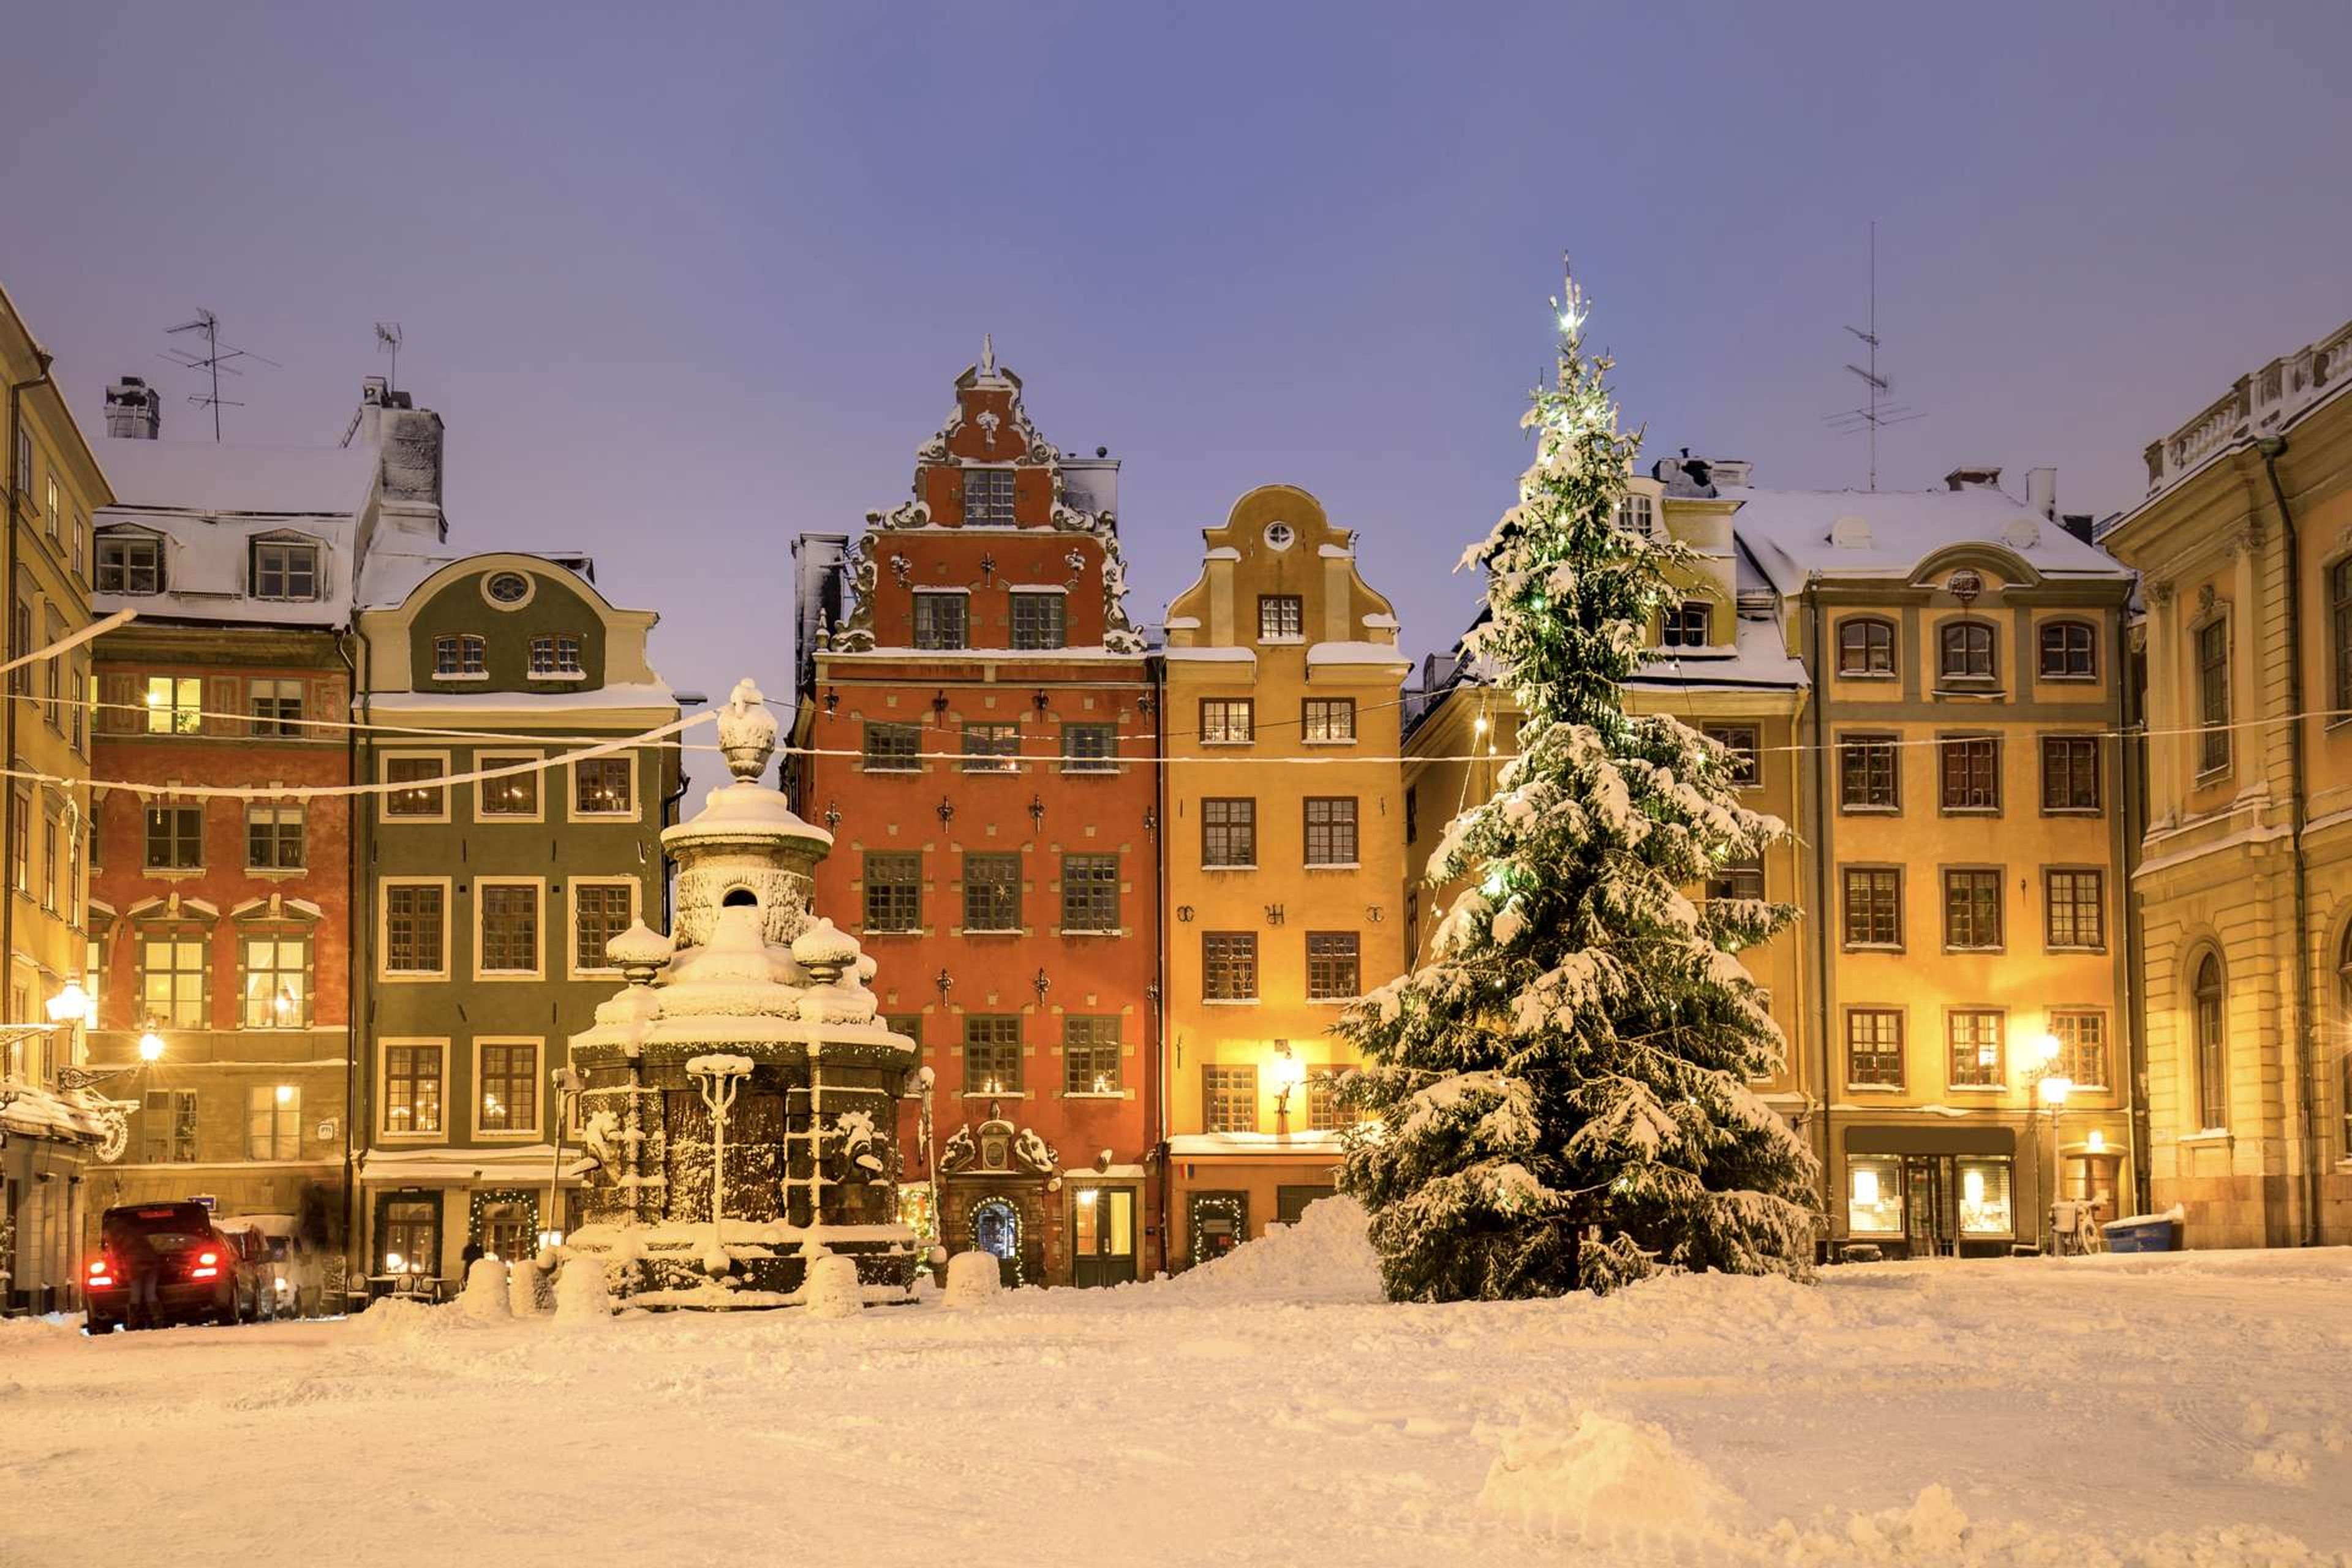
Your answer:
99,440 -> 380,518
1726,484 -> 2132,590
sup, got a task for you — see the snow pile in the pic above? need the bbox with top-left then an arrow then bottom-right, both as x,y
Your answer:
347,1295 -> 456,1343
1479,1408 -> 1738,1548
802,1253 -> 862,1319
553,1256 -> 613,1325
0,1313 -> 78,1345
508,1256 -> 548,1317
458,1258 -> 511,1323
1166,1195 -> 1383,1303
941,1249 -> 1000,1306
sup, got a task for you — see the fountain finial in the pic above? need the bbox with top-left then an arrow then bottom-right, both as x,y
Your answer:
717,677 -> 778,782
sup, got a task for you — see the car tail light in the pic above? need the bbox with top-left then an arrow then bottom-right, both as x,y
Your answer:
86,1257 -> 113,1288
198,1250 -> 219,1266
192,1266 -> 218,1280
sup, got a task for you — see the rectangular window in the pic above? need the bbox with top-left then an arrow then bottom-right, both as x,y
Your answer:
2041,736 -> 2100,812
141,1089 -> 198,1163
1942,869 -> 2003,950
1704,725 -> 1760,788
145,805 -> 203,870
1956,1158 -> 2015,1236
1846,1009 -> 1905,1088
2045,869 -> 2105,950
2039,620 -> 2097,679
1842,867 -> 1902,948
912,592 -> 968,650
140,930 -> 206,1028
1661,600 -> 1710,647
962,1016 -> 1022,1094
1200,698 -> 1254,745
1063,1016 -> 1121,1096
245,804 -> 304,870
39,815 -> 56,911
1303,797 -> 1357,865
1201,797 -> 1256,867
432,633 -> 486,677
1303,698 -> 1355,743
241,931 -> 310,1028
384,884 -> 447,974
145,674 -> 202,736
383,755 -> 448,818
1948,1009 -> 2005,1088
478,1043 -> 539,1134
2050,1009 -> 2108,1088
479,883 -> 541,974
862,722 -> 921,772
247,678 -> 303,737
1060,722 -> 1116,772
573,883 -> 634,973
1939,736 -> 2000,812
960,722 -> 1020,772
528,635 -> 585,676
1838,618 -> 1896,677
1061,854 -> 1119,932
1705,854 -> 1765,903
962,853 -> 1020,932
1939,621 -> 1998,684
251,540 -> 320,601
1838,735 -> 1899,810
246,1084 -> 301,1159
1009,592 -> 1066,650
862,852 -> 921,933
383,1044 -> 444,1136
1257,595 -> 1303,641
97,535 -> 164,594
477,754 -> 541,818
2198,619 -> 2231,775
1617,494 -> 1655,536
574,756 -> 634,816
1306,1069 -> 1348,1132
1306,932 -> 1359,1000
1202,932 -> 1257,1001
1204,1065 -> 1257,1133
1848,1156 -> 1904,1234
962,469 -> 1016,526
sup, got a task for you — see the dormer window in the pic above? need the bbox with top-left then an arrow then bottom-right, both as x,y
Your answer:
1258,595 -> 1303,643
912,592 -> 968,650
97,535 -> 164,595
963,469 -> 1016,526
529,635 -> 584,677
251,539 -> 320,601
1661,601 -> 1711,648
434,633 -> 487,678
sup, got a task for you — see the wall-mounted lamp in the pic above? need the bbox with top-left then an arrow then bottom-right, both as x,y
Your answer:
1270,1039 -> 1308,1127
937,797 -> 956,829
1032,968 -> 1051,1002
1028,793 -> 1046,829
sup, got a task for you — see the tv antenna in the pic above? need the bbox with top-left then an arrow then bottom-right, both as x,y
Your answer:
1823,222 -> 1924,489
164,310 -> 278,442
375,322 -> 402,393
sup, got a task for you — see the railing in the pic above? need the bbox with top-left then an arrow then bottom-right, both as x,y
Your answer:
2141,318 -> 2351,497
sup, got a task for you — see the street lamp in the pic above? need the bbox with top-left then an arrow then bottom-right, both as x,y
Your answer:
46,983 -> 93,1071
2026,1031 -> 2073,1253
685,1055 -> 752,1268
137,1029 -> 166,1063
1268,1040 -> 1307,1132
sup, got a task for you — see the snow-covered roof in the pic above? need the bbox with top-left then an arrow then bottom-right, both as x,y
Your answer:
355,548 -> 597,611
1627,616 -> 1808,693
98,439 -> 379,518
1725,484 -> 2131,589
0,1077 -> 113,1145
1305,640 -> 1412,668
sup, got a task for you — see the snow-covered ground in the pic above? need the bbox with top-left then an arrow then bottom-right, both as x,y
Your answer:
4,1202 -> 2348,1567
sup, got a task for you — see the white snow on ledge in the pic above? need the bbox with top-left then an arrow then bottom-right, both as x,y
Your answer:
1167,1131 -> 1346,1156
1162,646 -> 1257,663
1305,641 -> 1409,666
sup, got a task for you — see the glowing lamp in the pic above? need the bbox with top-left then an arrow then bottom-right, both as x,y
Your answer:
46,983 -> 92,1027
274,1084 -> 293,1105
2087,1129 -> 2106,1153
385,1251 -> 405,1273
2035,1032 -> 2064,1067
2039,1075 -> 2074,1107
1962,1168 -> 1986,1206
1853,1169 -> 1879,1205
137,1031 -> 166,1062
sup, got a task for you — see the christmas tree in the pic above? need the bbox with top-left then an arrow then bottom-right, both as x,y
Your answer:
1336,265 -> 1820,1301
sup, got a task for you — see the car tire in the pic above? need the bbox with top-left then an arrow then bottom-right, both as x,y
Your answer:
214,1290 -> 239,1327
85,1313 -> 115,1336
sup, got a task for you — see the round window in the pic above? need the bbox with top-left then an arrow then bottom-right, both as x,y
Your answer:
486,571 -> 531,605
1263,522 -> 1295,551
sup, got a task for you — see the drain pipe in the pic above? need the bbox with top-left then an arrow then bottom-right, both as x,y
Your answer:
4,352 -> 55,1050
1804,579 -> 1837,1249
2255,436 -> 2324,1246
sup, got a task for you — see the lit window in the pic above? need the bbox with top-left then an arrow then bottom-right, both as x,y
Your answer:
1956,1158 -> 2014,1236
960,723 -> 1020,773
383,1045 -> 443,1134
477,755 -> 540,817
145,676 -> 202,736
2050,1009 -> 2108,1088
246,1084 -> 301,1161
241,930 -> 311,1028
962,1015 -> 1022,1093
573,757 -> 633,815
1847,1156 -> 1903,1234
1948,1009 -> 2004,1088
1063,1017 -> 1121,1095
139,928 -> 207,1027
1202,932 -> 1256,1001
478,1044 -> 538,1133
383,756 -> 447,818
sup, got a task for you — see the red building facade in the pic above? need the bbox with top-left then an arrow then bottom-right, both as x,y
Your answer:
794,347 -> 1161,1286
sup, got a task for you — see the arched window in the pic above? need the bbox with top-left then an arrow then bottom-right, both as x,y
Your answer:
2193,952 -> 2226,1131
1836,617 -> 1896,677
2038,619 -> 2097,679
1939,620 -> 1997,684
972,1199 -> 1020,1261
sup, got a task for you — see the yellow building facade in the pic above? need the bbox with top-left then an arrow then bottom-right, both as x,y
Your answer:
1,281 -> 107,1311
1161,484 -> 1409,1264
2101,315 -> 2352,1248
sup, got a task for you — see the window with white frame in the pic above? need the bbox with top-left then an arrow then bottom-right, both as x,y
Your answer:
571,881 -> 634,972
477,1041 -> 539,1134
478,753 -> 542,818
573,757 -> 633,816
382,1042 -> 445,1136
432,633 -> 487,678
251,539 -> 320,600
383,755 -> 448,818
478,883 -> 541,975
528,635 -> 584,676
139,925 -> 207,1028
383,883 -> 447,976
241,927 -> 311,1028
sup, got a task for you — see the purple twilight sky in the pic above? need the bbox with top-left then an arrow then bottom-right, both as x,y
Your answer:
7,2 -> 2350,767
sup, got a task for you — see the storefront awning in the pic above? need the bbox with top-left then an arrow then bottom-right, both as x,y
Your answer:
1845,1125 -> 2015,1156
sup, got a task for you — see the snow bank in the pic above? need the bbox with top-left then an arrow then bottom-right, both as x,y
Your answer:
508,1257 -> 547,1318
1166,1195 -> 1383,1303
802,1253 -> 862,1319
941,1249 -> 1001,1306
346,1295 -> 456,1344
553,1255 -> 613,1325
459,1259 -> 511,1323
1479,1408 -> 1738,1547
0,1313 -> 79,1345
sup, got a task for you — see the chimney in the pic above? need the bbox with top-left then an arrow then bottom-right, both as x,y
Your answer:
1943,464 -> 2003,492
104,375 -> 160,440
1708,458 -> 1754,488
2024,467 -> 2057,521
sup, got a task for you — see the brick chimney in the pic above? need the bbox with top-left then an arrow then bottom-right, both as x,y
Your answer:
104,375 -> 160,440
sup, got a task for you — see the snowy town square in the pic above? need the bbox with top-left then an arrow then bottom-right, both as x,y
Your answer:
6,6 -> 2352,1566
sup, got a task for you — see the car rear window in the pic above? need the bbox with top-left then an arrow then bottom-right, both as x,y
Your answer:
105,1205 -> 217,1253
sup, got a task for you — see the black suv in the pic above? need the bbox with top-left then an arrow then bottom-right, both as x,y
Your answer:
85,1202 -> 244,1333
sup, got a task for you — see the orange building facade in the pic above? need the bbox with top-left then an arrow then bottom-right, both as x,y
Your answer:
792,347 -> 1161,1286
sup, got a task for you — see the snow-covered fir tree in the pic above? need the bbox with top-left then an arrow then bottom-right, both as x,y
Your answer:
1336,267 -> 1819,1301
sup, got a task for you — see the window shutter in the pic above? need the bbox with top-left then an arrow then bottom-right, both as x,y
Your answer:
207,677 -> 239,738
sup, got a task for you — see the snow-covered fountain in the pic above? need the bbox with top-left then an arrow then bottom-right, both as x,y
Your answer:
565,679 -> 919,1306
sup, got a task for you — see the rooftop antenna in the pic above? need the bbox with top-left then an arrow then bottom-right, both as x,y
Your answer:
375,322 -> 402,393
1823,222 -> 1924,489
164,309 -> 278,442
